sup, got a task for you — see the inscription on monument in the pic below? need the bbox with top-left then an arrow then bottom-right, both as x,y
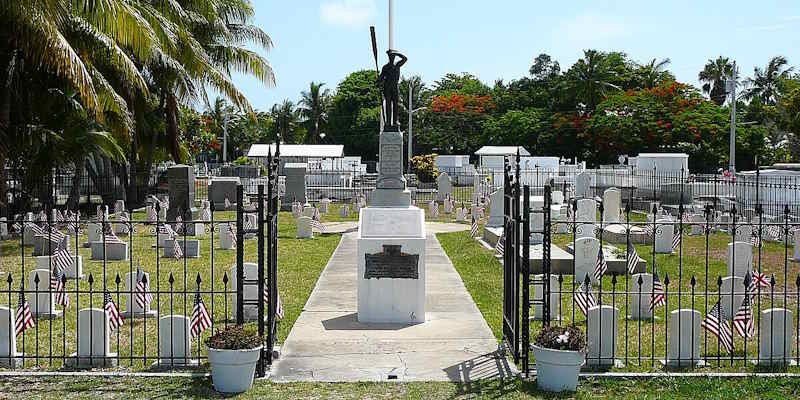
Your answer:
380,143 -> 403,175
364,245 -> 419,279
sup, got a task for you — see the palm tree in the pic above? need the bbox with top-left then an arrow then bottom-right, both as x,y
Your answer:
699,57 -> 735,106
299,82 -> 331,144
564,50 -> 620,112
743,56 -> 794,105
639,58 -> 672,88
271,100 -> 301,144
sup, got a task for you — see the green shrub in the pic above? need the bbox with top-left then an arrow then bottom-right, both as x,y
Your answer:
410,154 -> 439,183
205,325 -> 262,350
233,156 -> 252,166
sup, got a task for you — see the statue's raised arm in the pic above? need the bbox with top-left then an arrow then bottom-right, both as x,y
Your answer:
378,49 -> 408,128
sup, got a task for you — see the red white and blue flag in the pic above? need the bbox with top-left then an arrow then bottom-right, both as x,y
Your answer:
650,269 -> 667,310
134,265 -> 153,309
702,301 -> 734,353
15,290 -> 35,337
104,291 -> 123,332
593,247 -> 607,281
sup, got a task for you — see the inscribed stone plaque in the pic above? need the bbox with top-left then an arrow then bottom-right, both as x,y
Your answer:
364,245 -> 419,279
360,208 -> 423,238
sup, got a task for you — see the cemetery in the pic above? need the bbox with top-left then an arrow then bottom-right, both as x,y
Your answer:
3,0 -> 800,398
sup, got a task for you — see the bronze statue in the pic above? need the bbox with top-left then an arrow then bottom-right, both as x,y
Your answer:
377,50 -> 407,128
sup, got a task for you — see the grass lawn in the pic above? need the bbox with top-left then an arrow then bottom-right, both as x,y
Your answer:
0,210 -> 340,370
1,375 -> 799,399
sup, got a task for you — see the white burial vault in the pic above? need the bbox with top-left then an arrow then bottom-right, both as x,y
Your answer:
357,207 -> 426,324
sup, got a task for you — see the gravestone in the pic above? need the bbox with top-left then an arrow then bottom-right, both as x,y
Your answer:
114,212 -> 130,235
486,189 -> 504,227
219,223 -> 235,250
654,219 -> 674,254
443,197 -> 453,214
575,172 -> 591,198
339,204 -> 350,218
167,165 -> 196,222
297,217 -> 313,239
66,308 -> 117,368
89,241 -> 129,261
603,188 -> 621,224
530,212 -> 544,244
532,274 -> 560,320
33,234 -> 68,256
0,307 -> 24,368
576,199 -> 597,224
726,241 -> 753,278
152,315 -> 199,368
734,224 -> 753,243
574,237 -> 601,285
28,269 -> 62,319
283,163 -> 307,210
689,214 -> 705,236
756,308 -> 796,366
164,238 -> 201,258
208,177 -> 240,210
576,223 -> 596,240
302,205 -> 315,218
319,198 -> 331,214
629,273 -> 654,320
794,233 -> 800,261
428,200 -> 437,217
436,173 -> 452,201
0,217 -> 8,239
662,309 -> 703,367
114,200 -> 125,216
552,190 -> 564,205
230,263 -> 264,321
121,272 -> 158,318
586,305 -> 621,367
719,276 -> 746,321
661,182 -> 693,205
36,255 -> 83,279
455,206 -> 467,223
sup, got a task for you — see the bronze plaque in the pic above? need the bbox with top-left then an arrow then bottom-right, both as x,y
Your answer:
364,245 -> 419,280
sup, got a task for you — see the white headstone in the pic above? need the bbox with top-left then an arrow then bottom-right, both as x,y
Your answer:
443,197 -> 454,215
574,237 -> 601,285
114,212 -> 130,235
689,214 -> 705,236
586,305 -> 619,366
734,224 -> 753,243
486,190 -> 504,228
455,207 -> 467,223
576,199 -> 597,224
114,200 -> 125,215
436,173 -> 452,201
156,315 -> 197,367
665,309 -> 702,367
297,216 -> 313,239
629,273 -> 654,320
0,217 -> 8,239
726,241 -> 753,278
603,188 -> 621,224
532,274 -> 560,320
575,172 -> 591,198
654,219 -> 674,253
28,269 -> 61,317
87,222 -> 103,244
719,276 -> 746,321
302,205 -> 315,218
220,223 -> 235,250
551,190 -> 564,205
36,255 -> 83,279
0,306 -> 22,367
319,198 -> 331,214
576,223 -> 596,239
122,272 -> 156,317
530,212 -> 544,244
757,308 -> 795,366
76,308 -> 112,358
339,204 -> 350,218
794,233 -> 800,262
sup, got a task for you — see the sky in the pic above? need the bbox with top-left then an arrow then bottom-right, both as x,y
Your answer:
231,0 -> 800,111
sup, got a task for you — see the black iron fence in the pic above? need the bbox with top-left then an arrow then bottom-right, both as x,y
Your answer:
497,158 -> 800,375
0,157 -> 280,372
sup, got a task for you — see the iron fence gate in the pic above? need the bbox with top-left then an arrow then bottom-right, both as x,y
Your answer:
501,158 -> 520,363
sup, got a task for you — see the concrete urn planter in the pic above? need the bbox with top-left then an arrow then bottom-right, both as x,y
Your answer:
533,344 -> 585,392
207,345 -> 263,393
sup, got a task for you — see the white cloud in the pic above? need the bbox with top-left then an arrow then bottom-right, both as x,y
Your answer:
320,0 -> 376,29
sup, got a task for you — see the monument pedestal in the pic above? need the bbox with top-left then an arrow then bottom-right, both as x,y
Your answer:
357,207 -> 426,324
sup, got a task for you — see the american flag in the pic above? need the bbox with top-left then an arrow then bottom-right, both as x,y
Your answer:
574,281 -> 597,316
200,205 -> 211,221
226,224 -> 237,248
15,290 -> 35,337
430,201 -> 439,219
244,214 -> 256,231
104,231 -> 124,244
53,245 -> 73,273
50,264 -> 69,308
174,214 -> 184,234
162,197 -> 169,211
54,209 -> 65,224
104,291 -> 123,332
750,234 -> 762,248
671,227 -> 681,251
733,295 -> 755,338
159,224 -> 176,237
95,205 -> 105,221
752,271 -> 770,289
38,210 -> 47,222
766,224 -> 782,240
650,269 -> 667,310
627,239 -> 639,274
263,283 -> 284,320
134,265 -> 153,309
146,205 -> 157,222
312,207 -> 321,222
702,301 -> 734,353
172,236 -> 184,259
470,216 -> 479,238
224,197 -> 232,210
25,222 -> 44,236
593,247 -> 607,281
190,291 -> 212,338
310,217 -> 326,233
12,222 -> 21,233
494,233 -> 505,258
642,224 -> 654,237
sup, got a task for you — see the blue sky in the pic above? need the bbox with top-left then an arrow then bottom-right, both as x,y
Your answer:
231,0 -> 800,111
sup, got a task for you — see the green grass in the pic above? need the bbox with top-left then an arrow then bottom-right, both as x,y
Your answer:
439,226 -> 800,372
0,210 -> 340,370
1,375 -> 799,399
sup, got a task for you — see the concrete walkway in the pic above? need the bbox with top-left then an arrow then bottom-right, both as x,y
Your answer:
271,226 -> 516,382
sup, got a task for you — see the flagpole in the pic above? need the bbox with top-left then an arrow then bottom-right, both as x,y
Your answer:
388,0 -> 394,51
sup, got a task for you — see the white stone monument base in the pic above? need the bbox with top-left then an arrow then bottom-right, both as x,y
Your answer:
89,241 -> 129,261
33,310 -> 63,319
150,358 -> 200,370
357,207 -> 426,324
65,352 -> 119,369
36,255 -> 84,279
163,239 -> 201,258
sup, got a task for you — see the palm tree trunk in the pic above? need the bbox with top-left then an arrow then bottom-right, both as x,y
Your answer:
166,92 -> 181,162
66,156 -> 86,208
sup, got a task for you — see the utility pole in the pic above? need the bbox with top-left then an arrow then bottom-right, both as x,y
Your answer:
728,61 -> 737,174
223,114 -> 230,164
408,81 -> 412,173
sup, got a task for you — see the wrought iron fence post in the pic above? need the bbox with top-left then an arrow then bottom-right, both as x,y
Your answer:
236,185 -> 244,326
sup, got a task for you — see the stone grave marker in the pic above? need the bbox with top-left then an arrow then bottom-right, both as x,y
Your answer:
629,273 -> 654,320
283,163 -> 307,210
339,204 -> 350,218
734,224 -> 753,243
436,173 -> 452,201
208,177 -> 240,210
164,238 -> 201,258
319,198 -> 331,214
66,308 -> 117,368
726,241 -> 753,278
532,274 -> 560,320
219,223 -> 235,250
28,269 -> 62,319
661,309 -> 704,367
603,188 -> 621,224
486,189 -> 503,227
89,240 -> 128,261
0,307 -> 24,368
230,263 -> 264,321
756,308 -> 796,366
574,237 -> 601,285
586,305 -> 622,367
654,219 -> 674,253
719,276 -> 746,320
455,206 -> 467,223
576,199 -> 597,224
121,272 -> 157,318
152,315 -> 198,368
297,216 -> 313,239
36,255 -> 83,279
167,164 -> 196,223
575,172 -> 591,198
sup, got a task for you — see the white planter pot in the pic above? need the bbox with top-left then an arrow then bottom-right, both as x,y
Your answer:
207,346 -> 263,393
533,344 -> 585,392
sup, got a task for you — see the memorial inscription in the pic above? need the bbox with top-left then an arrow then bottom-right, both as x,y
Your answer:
364,245 -> 419,280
